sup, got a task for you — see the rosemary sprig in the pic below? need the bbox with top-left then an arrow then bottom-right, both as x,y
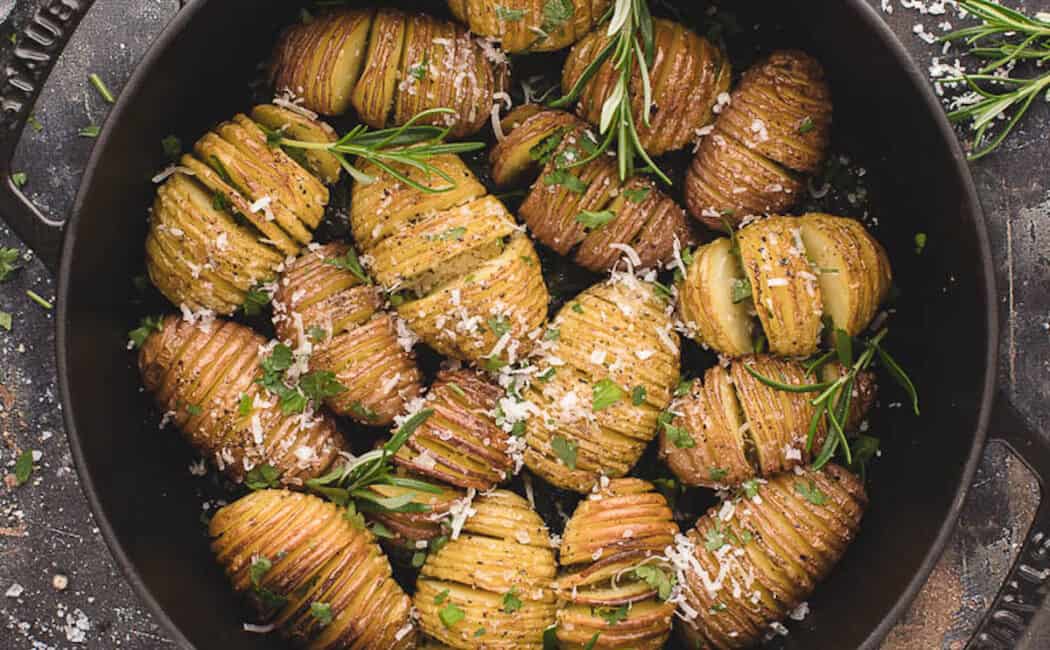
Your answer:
305,409 -> 443,513
938,0 -> 1050,160
744,328 -> 919,473
276,108 -> 485,193
548,0 -> 670,184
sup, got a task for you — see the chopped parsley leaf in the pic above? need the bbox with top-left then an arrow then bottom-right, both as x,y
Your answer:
128,315 -> 163,349
238,394 -> 253,417
427,226 -> 467,242
914,232 -> 927,255
244,464 -> 281,490
78,125 -> 101,138
795,480 -> 827,505
544,327 -> 560,341
487,316 -> 511,336
664,424 -> 695,449
596,604 -> 628,625
434,589 -> 450,605
633,565 -> 675,600
543,168 -> 587,194
242,286 -> 271,316
541,0 -> 574,34
731,278 -> 752,304
501,587 -> 523,613
799,116 -> 815,134
575,209 -> 616,230
11,172 -> 26,188
308,326 -> 327,343
704,523 -> 726,551
161,135 -> 182,160
0,311 -> 11,332
14,449 -> 32,485
631,385 -> 646,406
495,5 -> 525,21
439,602 -> 465,628
551,434 -> 577,469
709,467 -> 728,482
310,602 -> 333,626
592,378 -> 623,411
624,187 -> 651,203
325,248 -> 371,285
0,247 -> 21,281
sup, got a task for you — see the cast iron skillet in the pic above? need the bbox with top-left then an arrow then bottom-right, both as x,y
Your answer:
2,0 -> 1050,648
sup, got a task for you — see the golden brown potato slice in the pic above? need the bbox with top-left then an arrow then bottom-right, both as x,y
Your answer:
676,237 -> 755,357
397,232 -> 548,365
350,154 -> 486,251
523,277 -> 679,493
556,479 -> 676,649
393,369 -> 513,489
415,491 -> 557,648
659,364 -> 753,488
489,107 -> 583,187
799,213 -> 892,335
351,8 -> 406,128
564,18 -> 730,156
449,0 -> 612,54
273,243 -> 423,426
138,316 -> 346,483
676,466 -> 866,649
717,50 -> 832,175
210,490 -> 416,648
738,216 -> 823,356
394,13 -> 499,139
685,128 -> 803,230
249,104 -> 341,184
270,9 -> 374,116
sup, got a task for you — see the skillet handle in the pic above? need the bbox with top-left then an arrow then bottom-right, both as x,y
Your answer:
968,394 -> 1050,649
0,0 -> 97,273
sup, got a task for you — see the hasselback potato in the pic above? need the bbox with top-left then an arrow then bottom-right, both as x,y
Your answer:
562,18 -> 730,156
674,466 -> 866,649
271,7 -> 506,138
523,275 -> 680,493
685,50 -> 832,229
365,481 -> 465,551
555,479 -> 677,649
659,355 -> 875,488
350,153 -> 549,367
392,369 -> 515,489
272,242 -> 423,426
138,315 -> 345,484
677,214 -> 892,357
145,104 -> 336,315
447,0 -> 613,53
210,490 -> 416,648
490,108 -> 696,272
415,490 -> 557,648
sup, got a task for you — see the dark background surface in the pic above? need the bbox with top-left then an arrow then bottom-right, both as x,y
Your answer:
0,0 -> 1048,648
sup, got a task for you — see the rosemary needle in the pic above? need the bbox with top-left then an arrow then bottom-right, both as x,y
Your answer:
275,108 -> 485,193
548,0 -> 669,184
939,0 -> 1050,160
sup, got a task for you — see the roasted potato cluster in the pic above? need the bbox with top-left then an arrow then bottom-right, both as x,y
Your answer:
675,466 -> 866,648
414,490 -> 557,648
447,0 -> 613,53
678,214 -> 892,357
272,242 -> 423,426
138,316 -> 345,484
685,50 -> 832,229
555,479 -> 677,649
563,18 -> 731,156
522,276 -> 680,492
210,490 -> 417,648
392,369 -> 515,489
350,153 -> 549,367
145,104 -> 337,315
490,108 -> 696,272
271,7 -> 507,137
659,355 -> 875,488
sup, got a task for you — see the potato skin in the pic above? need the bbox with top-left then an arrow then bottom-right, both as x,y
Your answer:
502,110 -> 697,272
448,0 -> 613,53
138,316 -> 345,484
675,466 -> 866,649
393,369 -> 514,490
523,277 -> 680,493
489,107 -> 580,188
738,216 -> 823,357
563,18 -> 731,156
145,107 -> 334,315
686,50 -> 831,228
660,356 -> 878,489
556,479 -> 677,649
271,8 -> 506,137
209,490 -> 416,649
415,490 -> 557,648
272,243 -> 423,426
349,154 -> 550,367
250,104 -> 341,185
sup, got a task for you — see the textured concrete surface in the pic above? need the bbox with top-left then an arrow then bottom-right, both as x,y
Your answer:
0,0 -> 1047,648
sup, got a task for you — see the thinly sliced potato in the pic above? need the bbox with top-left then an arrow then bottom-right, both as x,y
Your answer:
677,237 -> 755,356
738,217 -> 823,356
799,213 -> 892,335
249,104 -> 341,184
489,107 -> 582,187
210,490 -> 417,648
351,8 -> 405,128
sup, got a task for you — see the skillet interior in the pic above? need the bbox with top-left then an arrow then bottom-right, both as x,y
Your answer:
57,0 -> 994,647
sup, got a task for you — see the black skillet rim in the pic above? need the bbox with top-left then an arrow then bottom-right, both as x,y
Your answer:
53,1 -> 999,648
